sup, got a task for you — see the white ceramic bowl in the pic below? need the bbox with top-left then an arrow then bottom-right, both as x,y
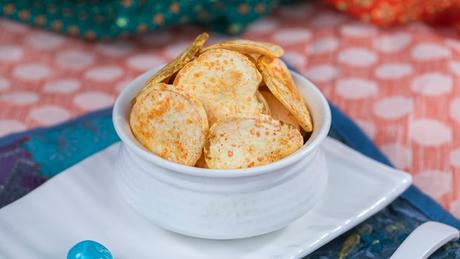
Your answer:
112,68 -> 331,240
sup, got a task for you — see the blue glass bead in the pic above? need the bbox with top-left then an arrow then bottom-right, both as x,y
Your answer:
67,240 -> 113,259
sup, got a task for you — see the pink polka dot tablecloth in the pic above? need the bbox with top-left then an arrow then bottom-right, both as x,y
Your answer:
0,2 -> 459,217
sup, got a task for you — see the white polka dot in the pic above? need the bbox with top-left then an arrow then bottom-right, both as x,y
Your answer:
408,22 -> 434,33
414,170 -> 452,198
338,48 -> 377,66
0,76 -> 10,91
340,22 -> 377,37
411,73 -> 452,96
410,119 -> 452,146
373,96 -> 412,120
448,61 -> 460,76
141,31 -> 173,45
304,64 -> 339,82
307,37 -> 339,55
272,28 -> 312,45
373,32 -> 411,53
279,5 -> 313,19
95,41 -> 134,57
283,51 -> 307,67
55,50 -> 95,70
381,144 -> 412,169
0,91 -> 39,105
84,66 -> 123,82
25,31 -> 65,50
411,43 -> 451,61
0,20 -> 28,33
311,12 -> 348,27
450,148 -> 460,168
355,119 -> 376,139
29,105 -> 71,126
73,91 -> 114,110
43,79 -> 80,94
445,39 -> 460,53
164,41 -> 190,59
0,45 -> 23,62
450,98 -> 460,123
375,63 -> 413,80
13,63 -> 51,81
245,18 -> 278,34
450,200 -> 460,218
336,78 -> 378,100
0,120 -> 26,136
126,54 -> 166,70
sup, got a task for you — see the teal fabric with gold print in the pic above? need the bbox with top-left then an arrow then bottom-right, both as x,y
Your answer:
0,0 -> 287,39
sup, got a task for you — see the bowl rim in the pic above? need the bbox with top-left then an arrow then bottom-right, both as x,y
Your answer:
113,69 -> 331,178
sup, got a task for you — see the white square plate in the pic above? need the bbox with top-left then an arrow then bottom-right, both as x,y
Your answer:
0,137 -> 411,259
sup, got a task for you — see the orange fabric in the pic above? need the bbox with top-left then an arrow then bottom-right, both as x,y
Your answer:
0,2 -> 460,217
325,0 -> 460,28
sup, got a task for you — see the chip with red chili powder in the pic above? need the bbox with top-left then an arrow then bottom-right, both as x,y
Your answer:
257,56 -> 313,132
130,88 -> 208,166
129,34 -> 312,168
173,48 -> 263,124
204,115 -> 303,169
142,83 -> 209,131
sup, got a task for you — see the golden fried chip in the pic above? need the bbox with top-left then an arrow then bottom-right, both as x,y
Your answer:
257,56 -> 313,132
202,39 -> 284,58
139,32 -> 209,96
244,53 -> 260,65
174,49 -> 262,124
256,91 -> 271,115
143,83 -> 209,131
130,89 -> 208,166
195,153 -> 208,168
204,116 -> 303,169
260,90 -> 299,129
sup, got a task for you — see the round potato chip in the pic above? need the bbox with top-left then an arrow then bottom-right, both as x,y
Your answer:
139,32 -> 209,97
260,90 -> 300,129
256,91 -> 271,115
141,83 -> 209,131
257,56 -> 313,132
173,49 -> 263,124
204,116 -> 303,169
201,39 -> 284,58
130,89 -> 208,166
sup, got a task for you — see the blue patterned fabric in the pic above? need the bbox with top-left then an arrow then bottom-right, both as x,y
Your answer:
0,105 -> 459,258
